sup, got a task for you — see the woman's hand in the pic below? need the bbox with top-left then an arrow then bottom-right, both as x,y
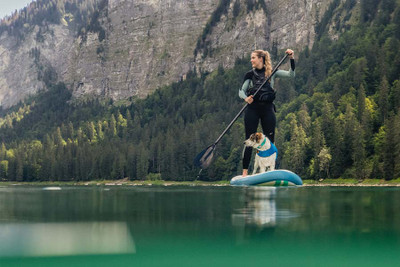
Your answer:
286,49 -> 294,59
245,95 -> 254,104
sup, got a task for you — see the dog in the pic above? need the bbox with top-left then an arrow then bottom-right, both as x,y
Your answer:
244,132 -> 278,174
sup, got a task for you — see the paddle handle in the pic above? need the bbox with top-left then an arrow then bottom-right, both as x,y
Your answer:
213,53 -> 289,145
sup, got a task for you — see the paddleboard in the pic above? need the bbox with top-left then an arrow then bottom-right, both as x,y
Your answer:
230,169 -> 303,186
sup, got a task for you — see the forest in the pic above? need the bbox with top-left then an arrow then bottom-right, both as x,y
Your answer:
0,0 -> 106,44
0,0 -> 399,182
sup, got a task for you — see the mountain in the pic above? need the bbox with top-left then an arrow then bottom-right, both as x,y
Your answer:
0,0 -> 333,108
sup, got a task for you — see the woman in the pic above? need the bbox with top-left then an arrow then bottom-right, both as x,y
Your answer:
239,49 -> 295,176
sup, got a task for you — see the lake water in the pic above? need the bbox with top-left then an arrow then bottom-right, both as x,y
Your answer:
1,185 -> 400,266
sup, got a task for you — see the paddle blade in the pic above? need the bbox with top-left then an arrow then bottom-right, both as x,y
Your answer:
193,144 -> 216,169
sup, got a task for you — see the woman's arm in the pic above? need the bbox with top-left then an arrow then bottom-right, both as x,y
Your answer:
274,62 -> 295,78
275,49 -> 295,78
239,79 -> 251,99
270,58 -> 295,87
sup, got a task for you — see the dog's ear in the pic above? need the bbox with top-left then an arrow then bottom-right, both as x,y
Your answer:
256,133 -> 262,143
249,133 -> 256,141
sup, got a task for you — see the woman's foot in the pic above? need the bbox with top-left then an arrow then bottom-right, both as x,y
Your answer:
242,169 -> 248,177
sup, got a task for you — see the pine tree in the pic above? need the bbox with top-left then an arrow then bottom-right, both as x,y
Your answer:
352,122 -> 367,179
0,143 -> 6,161
331,115 -> 345,178
378,76 -> 390,122
87,121 -> 97,143
15,152 -> 24,181
126,145 -> 137,180
111,153 -> 125,179
311,119 -> 326,179
383,113 -> 396,180
136,144 -> 149,180
394,110 -> 400,179
321,100 -> 335,149
343,104 -> 359,169
109,114 -> 117,138
67,121 -> 75,139
55,127 -> 66,146
0,160 -> 9,179
357,83 -> 366,123
297,103 -> 311,135
317,146 -> 331,179
63,141 -> 73,180
390,80 -> 400,113
394,6 -> 400,39
97,121 -> 104,140
41,134 -> 54,180
125,110 -> 132,138
282,115 -> 308,175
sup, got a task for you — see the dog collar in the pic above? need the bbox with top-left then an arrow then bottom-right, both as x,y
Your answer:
257,137 -> 267,149
257,142 -> 278,159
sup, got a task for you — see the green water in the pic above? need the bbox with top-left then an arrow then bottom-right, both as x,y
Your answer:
1,185 -> 400,266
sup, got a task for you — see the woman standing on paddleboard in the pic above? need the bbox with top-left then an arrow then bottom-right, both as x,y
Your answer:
239,49 -> 295,177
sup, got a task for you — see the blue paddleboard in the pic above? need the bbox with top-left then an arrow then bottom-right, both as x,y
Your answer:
230,169 -> 303,186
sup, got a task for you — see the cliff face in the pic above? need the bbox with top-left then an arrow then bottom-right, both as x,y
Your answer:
0,25 -> 74,107
194,0 -> 333,73
0,0 -> 335,108
69,0 -> 218,99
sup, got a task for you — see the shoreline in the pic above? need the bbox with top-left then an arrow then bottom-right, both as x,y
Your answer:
1,178 -> 400,187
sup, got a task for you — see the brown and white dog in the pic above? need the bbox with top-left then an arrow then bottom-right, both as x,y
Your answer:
244,132 -> 278,174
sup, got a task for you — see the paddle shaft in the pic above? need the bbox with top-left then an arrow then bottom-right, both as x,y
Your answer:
213,54 -> 289,145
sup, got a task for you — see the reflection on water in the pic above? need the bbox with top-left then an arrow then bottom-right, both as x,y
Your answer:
232,187 -> 299,229
232,187 -> 301,246
0,222 -> 135,257
1,186 -> 400,266
232,187 -> 277,228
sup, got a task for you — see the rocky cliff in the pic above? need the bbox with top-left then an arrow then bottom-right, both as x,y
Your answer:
0,0 -> 335,108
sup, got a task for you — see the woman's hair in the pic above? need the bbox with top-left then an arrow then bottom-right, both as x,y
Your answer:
252,50 -> 272,78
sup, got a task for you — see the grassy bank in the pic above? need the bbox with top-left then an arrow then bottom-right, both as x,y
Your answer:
303,178 -> 400,186
1,178 -> 400,187
0,179 -> 231,187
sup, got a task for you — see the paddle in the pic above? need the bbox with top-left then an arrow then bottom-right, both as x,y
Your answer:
194,53 -> 289,170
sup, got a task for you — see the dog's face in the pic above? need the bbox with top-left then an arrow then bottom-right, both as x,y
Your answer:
244,132 -> 264,148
